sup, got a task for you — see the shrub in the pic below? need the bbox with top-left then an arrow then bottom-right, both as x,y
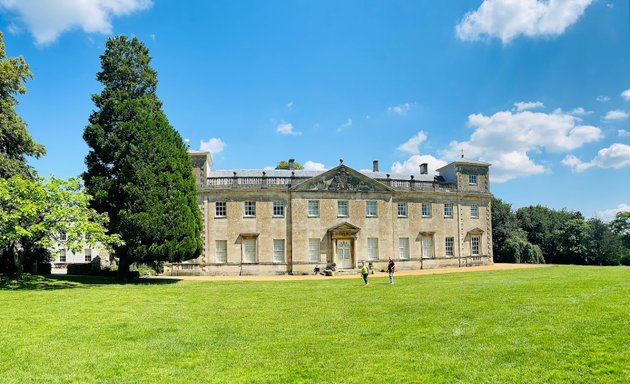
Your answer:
621,254 -> 630,266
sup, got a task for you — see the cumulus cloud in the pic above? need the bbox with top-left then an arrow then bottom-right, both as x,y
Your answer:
397,131 -> 428,155
571,107 -> 591,115
619,129 -> 630,138
0,0 -> 153,45
514,101 -> 544,111
456,0 -> 593,44
604,110 -> 629,120
391,155 -> 447,177
596,95 -> 611,102
622,89 -> 630,101
388,102 -> 412,115
596,203 -> 630,222
276,122 -> 301,136
303,161 -> 326,171
199,137 -> 226,155
562,143 -> 630,172
442,108 -> 602,183
337,118 -> 352,132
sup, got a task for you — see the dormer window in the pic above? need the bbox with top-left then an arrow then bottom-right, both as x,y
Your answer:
469,175 -> 477,185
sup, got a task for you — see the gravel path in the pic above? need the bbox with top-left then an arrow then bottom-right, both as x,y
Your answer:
150,263 -> 551,282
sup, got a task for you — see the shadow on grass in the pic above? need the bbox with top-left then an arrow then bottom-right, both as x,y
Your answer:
0,274 -> 181,291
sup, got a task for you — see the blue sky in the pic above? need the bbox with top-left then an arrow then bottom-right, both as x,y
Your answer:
1,0 -> 629,219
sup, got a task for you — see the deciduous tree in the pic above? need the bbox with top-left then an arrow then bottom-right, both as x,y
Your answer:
0,32 -> 45,179
0,176 -> 121,277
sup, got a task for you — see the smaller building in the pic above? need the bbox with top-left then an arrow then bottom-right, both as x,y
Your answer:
50,235 -> 110,270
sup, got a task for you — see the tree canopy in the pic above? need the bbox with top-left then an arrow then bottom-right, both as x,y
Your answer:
83,36 -> 202,278
492,199 -> 629,266
276,160 -> 304,170
0,32 -> 45,179
0,176 -> 121,277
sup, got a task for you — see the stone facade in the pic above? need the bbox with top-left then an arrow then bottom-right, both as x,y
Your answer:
165,153 -> 493,276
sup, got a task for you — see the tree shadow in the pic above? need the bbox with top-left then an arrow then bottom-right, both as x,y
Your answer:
0,274 -> 181,291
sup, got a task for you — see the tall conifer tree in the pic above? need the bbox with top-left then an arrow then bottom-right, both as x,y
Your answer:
83,36 -> 202,277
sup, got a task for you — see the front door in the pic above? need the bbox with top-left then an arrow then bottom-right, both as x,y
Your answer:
337,239 -> 353,268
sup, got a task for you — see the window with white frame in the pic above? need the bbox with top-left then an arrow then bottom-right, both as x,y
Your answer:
471,236 -> 480,256
84,249 -> 92,262
308,239 -> 320,262
59,233 -> 67,241
422,203 -> 431,217
469,175 -> 477,185
273,201 -> 285,217
337,200 -> 349,217
397,202 -> 408,217
366,201 -> 377,217
244,201 -> 256,217
215,240 -> 227,263
470,204 -> 479,218
215,201 -> 226,217
445,237 -> 454,257
367,238 -> 379,260
308,200 -> 319,217
243,239 -> 256,263
399,238 -> 409,260
444,203 -> 453,218
273,239 -> 285,262
58,249 -> 66,263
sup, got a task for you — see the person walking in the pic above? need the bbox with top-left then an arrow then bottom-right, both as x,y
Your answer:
387,257 -> 396,285
360,263 -> 370,285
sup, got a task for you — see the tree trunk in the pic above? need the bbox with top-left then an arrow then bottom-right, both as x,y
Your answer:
117,257 -> 131,282
8,244 -> 23,279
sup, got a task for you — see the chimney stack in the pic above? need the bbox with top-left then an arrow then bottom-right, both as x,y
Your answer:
419,163 -> 428,175
288,159 -> 295,170
372,160 -> 379,172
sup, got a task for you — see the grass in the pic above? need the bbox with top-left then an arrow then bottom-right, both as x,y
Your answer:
1,266 -> 629,383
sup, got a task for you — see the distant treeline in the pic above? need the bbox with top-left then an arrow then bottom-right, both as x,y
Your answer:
492,198 -> 630,266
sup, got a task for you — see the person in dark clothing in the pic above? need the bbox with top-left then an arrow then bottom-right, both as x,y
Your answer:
387,258 -> 396,284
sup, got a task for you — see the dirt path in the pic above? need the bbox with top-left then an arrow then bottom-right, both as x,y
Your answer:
150,263 -> 552,282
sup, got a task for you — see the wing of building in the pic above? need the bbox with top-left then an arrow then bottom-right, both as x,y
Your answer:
166,153 -> 493,275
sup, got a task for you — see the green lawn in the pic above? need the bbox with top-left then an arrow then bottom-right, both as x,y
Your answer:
1,266 -> 629,383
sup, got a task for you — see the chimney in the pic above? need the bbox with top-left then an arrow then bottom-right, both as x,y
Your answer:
372,160 -> 379,172
419,163 -> 428,175
288,159 -> 295,170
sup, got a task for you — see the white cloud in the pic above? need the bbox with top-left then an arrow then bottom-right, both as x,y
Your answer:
606,3 -> 614,9
571,107 -> 591,115
618,129 -> 630,138
596,203 -> 630,222
388,102 -> 412,115
514,101 -> 544,111
442,108 -> 602,183
303,161 -> 326,171
391,155 -> 447,177
337,118 -> 352,132
596,95 -> 611,102
199,137 -> 226,155
276,122 -> 301,136
286,101 -> 294,108
604,110 -> 629,120
0,0 -> 153,45
397,131 -> 428,155
621,89 -> 630,101
456,0 -> 593,44
562,143 -> 630,172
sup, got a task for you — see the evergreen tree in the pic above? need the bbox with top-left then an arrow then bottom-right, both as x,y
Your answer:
0,32 -> 45,179
83,36 -> 202,278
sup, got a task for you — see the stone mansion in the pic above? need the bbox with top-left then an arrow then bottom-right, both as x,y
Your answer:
165,152 -> 493,275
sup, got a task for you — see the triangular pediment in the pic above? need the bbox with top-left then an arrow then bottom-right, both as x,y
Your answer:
467,227 -> 484,235
292,165 -> 393,192
329,222 -> 360,232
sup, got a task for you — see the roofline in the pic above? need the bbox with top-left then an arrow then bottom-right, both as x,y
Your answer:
436,160 -> 491,172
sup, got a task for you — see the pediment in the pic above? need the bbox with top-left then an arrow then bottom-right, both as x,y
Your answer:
467,227 -> 484,235
328,222 -> 360,232
292,165 -> 393,192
